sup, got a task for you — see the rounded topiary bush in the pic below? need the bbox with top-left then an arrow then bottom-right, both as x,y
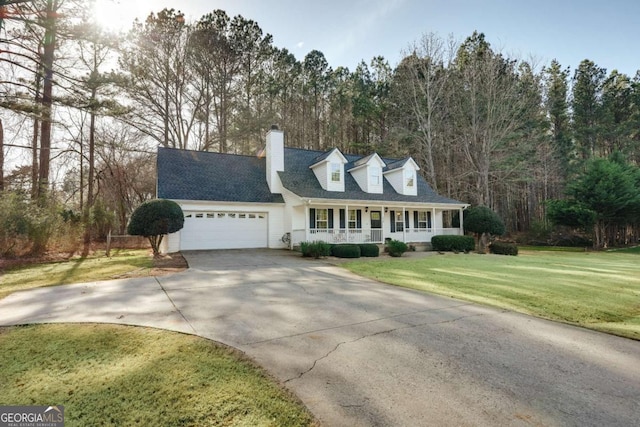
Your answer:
431,235 -> 475,252
332,244 -> 361,258
127,199 -> 184,255
359,243 -> 380,257
386,239 -> 408,257
489,241 -> 518,256
464,206 -> 506,236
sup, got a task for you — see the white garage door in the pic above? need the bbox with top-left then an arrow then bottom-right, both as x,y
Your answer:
180,211 -> 268,250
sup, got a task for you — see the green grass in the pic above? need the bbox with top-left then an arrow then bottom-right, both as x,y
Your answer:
344,251 -> 640,340
0,250 -> 154,300
518,245 -> 588,252
608,246 -> 640,254
0,324 -> 315,427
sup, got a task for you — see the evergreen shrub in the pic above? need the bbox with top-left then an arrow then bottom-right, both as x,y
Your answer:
332,244 -> 361,258
386,239 -> 408,257
300,241 -> 331,258
359,243 -> 380,257
489,241 -> 519,256
431,235 -> 475,252
127,199 -> 184,256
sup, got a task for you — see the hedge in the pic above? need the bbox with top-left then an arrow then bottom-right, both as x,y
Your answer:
332,244 -> 361,258
490,241 -> 519,256
431,235 -> 475,252
300,241 -> 331,258
359,243 -> 380,257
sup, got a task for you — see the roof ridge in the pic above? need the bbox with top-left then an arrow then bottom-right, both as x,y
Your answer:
158,146 -> 264,159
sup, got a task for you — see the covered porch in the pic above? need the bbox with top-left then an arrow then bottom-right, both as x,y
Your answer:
290,203 -> 465,246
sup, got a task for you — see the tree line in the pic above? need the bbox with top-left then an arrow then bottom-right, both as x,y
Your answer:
1,2 -> 639,251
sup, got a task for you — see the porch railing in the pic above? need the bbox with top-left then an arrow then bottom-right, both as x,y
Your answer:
307,228 -> 383,244
291,227 -> 462,246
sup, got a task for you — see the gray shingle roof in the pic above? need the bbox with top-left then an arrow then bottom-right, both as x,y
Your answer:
353,152 -> 378,167
156,146 -> 465,206
385,157 -> 412,171
157,147 -> 284,204
279,147 -> 465,205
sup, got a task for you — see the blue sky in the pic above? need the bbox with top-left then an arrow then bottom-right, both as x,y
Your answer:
96,0 -> 640,77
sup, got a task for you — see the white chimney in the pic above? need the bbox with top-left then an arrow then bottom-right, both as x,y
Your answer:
266,125 -> 284,193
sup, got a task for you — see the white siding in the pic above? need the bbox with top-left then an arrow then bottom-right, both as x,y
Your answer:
384,169 -> 404,194
350,166 -> 368,193
311,162 -> 329,190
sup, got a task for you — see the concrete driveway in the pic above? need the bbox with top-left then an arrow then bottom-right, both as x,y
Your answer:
1,249 -> 639,426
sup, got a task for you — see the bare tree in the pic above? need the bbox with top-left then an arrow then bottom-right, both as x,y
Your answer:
450,32 -> 540,207
396,33 -> 457,190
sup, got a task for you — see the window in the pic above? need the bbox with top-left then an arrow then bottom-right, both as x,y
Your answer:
249,214 -> 256,219
331,163 -> 341,182
371,168 -> 381,185
184,213 -> 193,218
316,209 -> 328,229
395,211 -> 404,232
418,211 -> 428,229
217,213 -> 225,218
348,210 -> 358,229
195,213 -> 203,218
239,213 -> 246,219
228,213 -> 236,218
206,213 -> 215,218
406,171 -> 414,187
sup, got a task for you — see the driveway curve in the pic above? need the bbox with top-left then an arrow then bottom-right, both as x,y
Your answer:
1,249 -> 639,426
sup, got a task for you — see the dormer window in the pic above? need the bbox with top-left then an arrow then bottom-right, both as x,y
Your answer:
348,153 -> 386,194
331,163 -> 341,182
371,169 -> 380,186
383,157 -> 419,196
309,148 -> 347,192
406,172 -> 414,187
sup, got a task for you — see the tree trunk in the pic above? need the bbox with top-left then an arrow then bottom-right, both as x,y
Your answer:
31,117 -> 39,198
37,0 -> 57,200
0,118 -> 4,192
88,95 -> 96,208
477,232 -> 490,253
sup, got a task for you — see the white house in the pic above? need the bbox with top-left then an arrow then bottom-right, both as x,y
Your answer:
158,127 -> 468,252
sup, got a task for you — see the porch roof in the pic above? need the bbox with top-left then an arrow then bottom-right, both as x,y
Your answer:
279,147 -> 466,206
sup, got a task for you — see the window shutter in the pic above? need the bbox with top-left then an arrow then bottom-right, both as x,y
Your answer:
405,211 -> 410,228
414,211 -> 419,228
428,211 -> 432,228
339,209 -> 345,229
357,210 -> 362,228
390,210 -> 396,232
328,209 -> 334,229
309,208 -> 316,229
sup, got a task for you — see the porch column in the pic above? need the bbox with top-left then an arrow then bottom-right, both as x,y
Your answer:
345,204 -> 349,242
305,204 -> 310,241
432,207 -> 436,235
381,207 -> 385,243
459,207 -> 464,236
402,207 -> 406,243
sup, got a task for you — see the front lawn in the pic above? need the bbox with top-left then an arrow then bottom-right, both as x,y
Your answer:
0,324 -> 315,426
344,250 -> 640,340
0,250 -> 155,300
